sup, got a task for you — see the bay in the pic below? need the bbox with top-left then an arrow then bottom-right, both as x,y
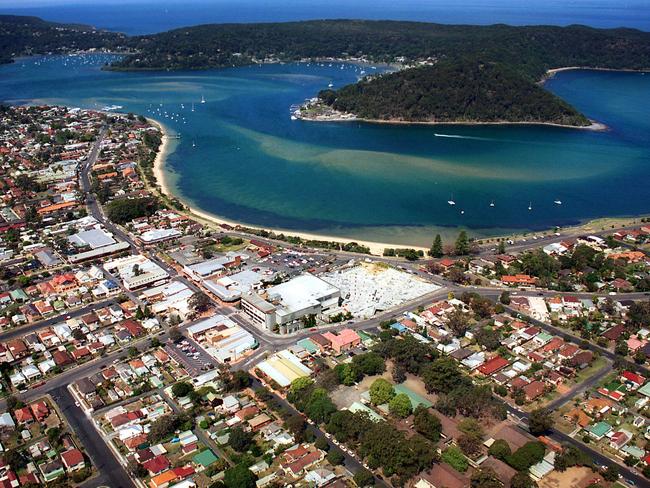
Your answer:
1,54 -> 649,246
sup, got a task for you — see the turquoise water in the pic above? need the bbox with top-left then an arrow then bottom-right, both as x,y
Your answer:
1,54 -> 649,245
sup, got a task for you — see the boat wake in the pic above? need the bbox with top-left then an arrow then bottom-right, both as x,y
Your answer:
434,133 -> 495,141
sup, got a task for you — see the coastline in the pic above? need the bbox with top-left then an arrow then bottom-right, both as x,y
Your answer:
147,114 -> 647,255
147,117 -> 419,255
302,115 -> 608,131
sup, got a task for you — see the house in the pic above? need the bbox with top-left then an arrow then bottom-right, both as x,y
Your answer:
621,371 -> 645,390
30,400 -> 49,422
281,446 -> 324,477
192,449 -> 218,471
587,421 -> 612,440
610,430 -> 633,450
40,460 -> 65,482
14,407 -> 34,425
501,275 -> 537,286
478,356 -> 509,376
143,455 -> 171,475
321,329 -> 360,354
61,448 -> 85,471
523,381 -> 546,402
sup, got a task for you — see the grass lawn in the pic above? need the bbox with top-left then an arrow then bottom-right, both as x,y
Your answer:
574,356 -> 608,383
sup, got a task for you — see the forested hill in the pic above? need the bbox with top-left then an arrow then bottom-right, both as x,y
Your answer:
318,61 -> 591,126
0,15 -> 125,65
110,20 -> 650,80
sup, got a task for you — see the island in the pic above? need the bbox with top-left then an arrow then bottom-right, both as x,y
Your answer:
2,16 -> 650,125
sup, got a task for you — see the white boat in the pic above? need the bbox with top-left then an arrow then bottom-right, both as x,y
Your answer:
291,115 -> 297,121
328,82 -> 334,88
192,141 -> 196,148
528,202 -> 532,211
200,95 -> 206,104
191,103 -> 195,112
554,200 -> 562,205
489,200 -> 495,207
448,195 -> 456,206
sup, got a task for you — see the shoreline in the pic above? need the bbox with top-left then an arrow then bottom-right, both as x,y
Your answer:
297,114 -> 607,131
147,115 -> 649,255
147,117 -> 419,255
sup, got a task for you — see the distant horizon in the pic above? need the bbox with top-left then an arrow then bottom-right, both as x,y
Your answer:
1,0 -> 649,34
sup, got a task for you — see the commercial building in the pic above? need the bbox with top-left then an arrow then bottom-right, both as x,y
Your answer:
241,274 -> 340,334
104,254 -> 169,290
257,349 -> 313,388
187,315 -> 257,363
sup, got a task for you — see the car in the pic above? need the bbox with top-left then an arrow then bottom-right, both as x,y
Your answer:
75,401 -> 80,407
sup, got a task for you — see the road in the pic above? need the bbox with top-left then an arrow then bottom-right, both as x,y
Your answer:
50,385 -> 134,488
0,298 -> 115,342
9,128 -> 642,487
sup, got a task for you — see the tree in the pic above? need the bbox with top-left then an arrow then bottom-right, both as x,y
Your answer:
413,405 -> 442,442
169,326 -> 182,342
172,382 -> 194,398
127,458 -> 148,478
315,436 -> 330,451
229,426 -> 254,452
601,465 -> 620,482
528,408 -> 553,436
475,327 -> 500,351
392,363 -> 407,383
471,468 -> 502,488
499,291 -> 511,304
190,291 -> 211,313
615,340 -> 629,357
354,468 -> 375,487
488,439 -> 511,460
506,442 -> 545,472
285,414 -> 307,441
389,393 -> 412,418
326,449 -> 345,465
223,463 -> 257,488
497,240 -> 506,254
351,352 -> 385,376
447,309 -> 471,337
334,363 -> 359,386
369,378 -> 395,405
304,388 -> 336,424
458,418 -> 484,440
422,357 -> 469,393
510,472 -> 538,488
455,231 -> 471,255
430,234 -> 443,258
148,414 -> 186,443
459,433 -> 482,457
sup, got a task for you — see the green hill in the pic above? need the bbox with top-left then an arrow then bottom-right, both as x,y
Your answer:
319,60 -> 591,126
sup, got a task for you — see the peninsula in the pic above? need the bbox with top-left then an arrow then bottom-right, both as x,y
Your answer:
2,16 -> 650,125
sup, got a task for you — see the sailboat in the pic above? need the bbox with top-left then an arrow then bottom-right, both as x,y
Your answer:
192,141 -> 196,148
528,202 -> 532,211
447,195 -> 456,206
200,95 -> 206,104
191,102 -> 195,112
489,200 -> 495,207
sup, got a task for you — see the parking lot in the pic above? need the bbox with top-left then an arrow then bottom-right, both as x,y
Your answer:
164,338 -> 215,377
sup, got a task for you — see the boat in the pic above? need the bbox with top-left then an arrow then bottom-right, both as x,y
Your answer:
290,115 -> 297,121
192,141 -> 196,148
328,82 -> 334,88
101,104 -> 123,111
528,202 -> 532,211
489,200 -> 495,207
554,200 -> 562,205
200,95 -> 206,104
447,195 -> 456,206
191,103 -> 195,112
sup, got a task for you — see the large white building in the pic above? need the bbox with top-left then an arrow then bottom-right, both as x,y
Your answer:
104,254 -> 169,290
241,274 -> 340,334
187,314 -> 257,363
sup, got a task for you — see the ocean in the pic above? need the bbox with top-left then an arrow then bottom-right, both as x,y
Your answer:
1,0 -> 649,35
1,55 -> 649,246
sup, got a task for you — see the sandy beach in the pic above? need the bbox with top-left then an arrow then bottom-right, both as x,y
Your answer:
147,117 -> 422,256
